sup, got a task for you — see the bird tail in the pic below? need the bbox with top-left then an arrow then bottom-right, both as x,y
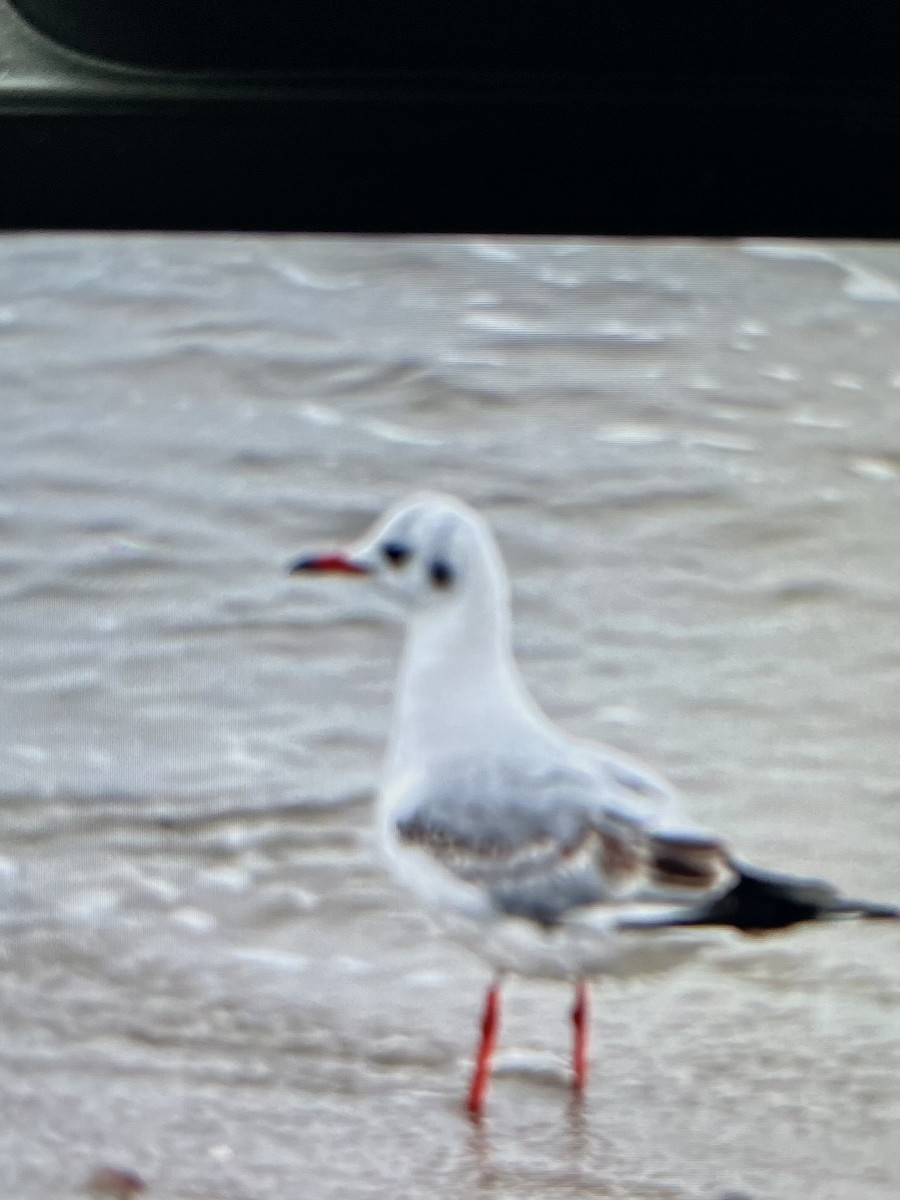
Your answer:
630,864 -> 899,933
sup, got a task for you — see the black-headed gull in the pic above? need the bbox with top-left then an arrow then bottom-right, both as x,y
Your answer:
290,492 -> 897,1116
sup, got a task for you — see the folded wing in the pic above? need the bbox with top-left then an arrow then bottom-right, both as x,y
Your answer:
393,756 -> 734,927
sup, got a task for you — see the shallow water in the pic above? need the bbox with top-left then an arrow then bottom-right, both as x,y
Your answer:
1,236 -> 898,1199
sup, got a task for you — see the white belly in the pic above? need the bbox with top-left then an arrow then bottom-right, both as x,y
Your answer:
433,905 -> 724,980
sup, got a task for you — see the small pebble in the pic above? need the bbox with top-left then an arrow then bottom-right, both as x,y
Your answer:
84,1167 -> 147,1198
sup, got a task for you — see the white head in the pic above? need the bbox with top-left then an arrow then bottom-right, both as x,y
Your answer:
290,492 -> 509,619
291,493 -> 546,760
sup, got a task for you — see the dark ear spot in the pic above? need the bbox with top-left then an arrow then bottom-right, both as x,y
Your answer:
429,559 -> 453,588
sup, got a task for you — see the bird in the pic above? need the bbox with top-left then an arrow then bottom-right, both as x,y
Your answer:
289,491 -> 897,1116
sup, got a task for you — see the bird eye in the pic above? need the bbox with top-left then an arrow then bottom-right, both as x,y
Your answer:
382,541 -> 410,567
429,559 -> 454,588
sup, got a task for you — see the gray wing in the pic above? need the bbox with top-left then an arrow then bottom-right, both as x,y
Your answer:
394,758 -> 732,927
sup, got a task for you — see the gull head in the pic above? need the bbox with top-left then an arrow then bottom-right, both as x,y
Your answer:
289,492 -> 509,616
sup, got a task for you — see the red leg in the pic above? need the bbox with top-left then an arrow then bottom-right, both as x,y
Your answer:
572,979 -> 591,1093
466,981 -> 501,1116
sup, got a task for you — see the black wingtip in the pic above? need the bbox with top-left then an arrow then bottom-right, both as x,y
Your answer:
649,866 -> 899,934
850,901 -> 900,922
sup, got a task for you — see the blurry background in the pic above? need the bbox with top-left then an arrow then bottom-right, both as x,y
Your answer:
1,237 -> 898,1199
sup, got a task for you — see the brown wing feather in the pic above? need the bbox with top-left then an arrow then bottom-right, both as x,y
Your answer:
397,801 -> 733,926
648,833 -> 734,892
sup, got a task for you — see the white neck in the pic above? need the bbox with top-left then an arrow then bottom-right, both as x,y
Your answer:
387,569 -> 544,773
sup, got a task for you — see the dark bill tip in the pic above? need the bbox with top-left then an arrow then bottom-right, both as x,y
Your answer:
289,553 -> 369,575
